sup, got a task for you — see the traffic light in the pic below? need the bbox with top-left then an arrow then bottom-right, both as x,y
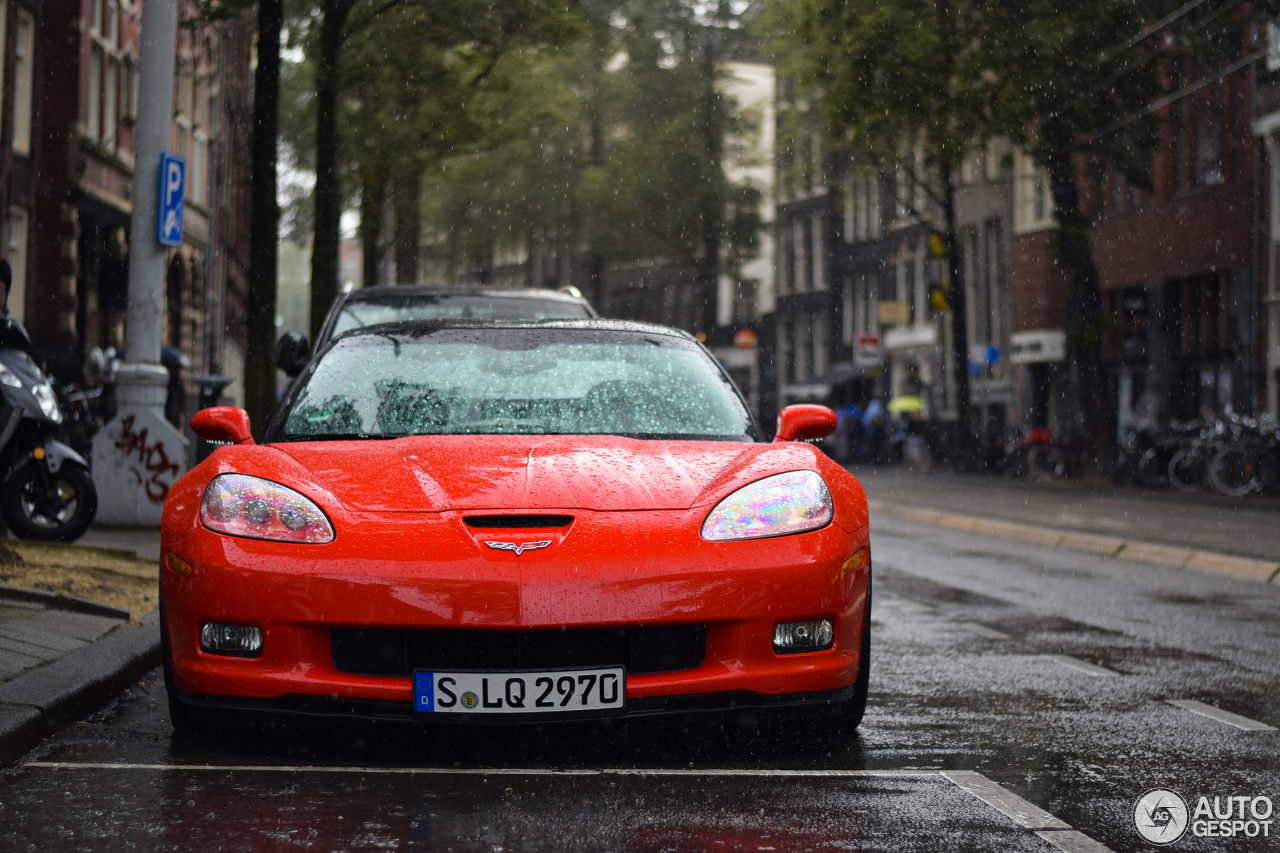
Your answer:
928,281 -> 954,312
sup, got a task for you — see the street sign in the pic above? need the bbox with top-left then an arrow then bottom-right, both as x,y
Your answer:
877,301 -> 909,326
854,334 -> 883,369
157,152 -> 186,247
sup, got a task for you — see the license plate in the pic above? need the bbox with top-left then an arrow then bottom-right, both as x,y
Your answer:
413,667 -> 625,715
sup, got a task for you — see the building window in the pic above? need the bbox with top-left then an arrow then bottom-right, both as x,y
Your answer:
844,273 -> 878,344
1195,86 -> 1224,187
123,60 -> 139,122
800,217 -> 813,292
13,9 -> 34,155
1014,150 -> 1055,233
191,133 -> 206,205
782,220 -> 796,295
88,47 -> 103,141
733,280 -> 756,325
793,314 -> 810,382
103,60 -> 118,148
813,312 -> 827,378
812,212 -> 825,290
845,172 -> 880,242
897,241 -> 919,326
87,0 -> 123,149
861,273 -> 876,336
777,320 -> 790,389
859,174 -> 879,239
842,276 -> 854,344
7,208 -> 28,322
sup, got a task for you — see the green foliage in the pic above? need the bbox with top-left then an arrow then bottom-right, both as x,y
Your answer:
420,0 -> 764,281
765,0 -> 1000,194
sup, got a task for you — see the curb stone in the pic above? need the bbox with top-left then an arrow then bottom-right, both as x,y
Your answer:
0,607 -> 160,767
0,583 -> 132,621
868,501 -> 1280,584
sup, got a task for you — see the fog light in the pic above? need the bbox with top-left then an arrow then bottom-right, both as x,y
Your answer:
200,623 -> 263,658
773,620 -> 834,654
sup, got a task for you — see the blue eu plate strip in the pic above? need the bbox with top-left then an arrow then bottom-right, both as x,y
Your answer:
414,672 -> 434,712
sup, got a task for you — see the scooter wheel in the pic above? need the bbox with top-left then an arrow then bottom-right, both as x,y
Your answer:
0,461 -> 98,542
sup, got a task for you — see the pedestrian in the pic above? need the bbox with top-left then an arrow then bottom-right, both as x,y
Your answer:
863,398 -> 886,463
0,259 -> 11,314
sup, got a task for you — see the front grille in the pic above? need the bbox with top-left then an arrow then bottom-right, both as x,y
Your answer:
331,625 -> 705,677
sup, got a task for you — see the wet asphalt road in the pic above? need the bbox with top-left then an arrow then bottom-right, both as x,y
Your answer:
2,515 -> 1278,853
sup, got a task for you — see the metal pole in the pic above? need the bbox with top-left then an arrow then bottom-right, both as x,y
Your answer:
124,0 -> 179,365
93,0 -> 188,526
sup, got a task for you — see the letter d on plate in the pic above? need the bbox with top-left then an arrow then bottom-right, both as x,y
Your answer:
414,672 -> 434,712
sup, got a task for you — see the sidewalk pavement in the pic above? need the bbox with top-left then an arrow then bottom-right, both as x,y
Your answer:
854,466 -> 1280,583
0,526 -> 161,766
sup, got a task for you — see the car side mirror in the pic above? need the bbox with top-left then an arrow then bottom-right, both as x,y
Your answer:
190,407 -> 255,446
276,332 -> 310,378
774,405 -> 838,443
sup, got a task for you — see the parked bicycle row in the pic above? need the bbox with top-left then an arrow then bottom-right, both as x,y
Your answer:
1110,412 -> 1280,496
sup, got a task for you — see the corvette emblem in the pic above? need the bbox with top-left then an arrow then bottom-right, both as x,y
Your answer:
485,540 -> 553,556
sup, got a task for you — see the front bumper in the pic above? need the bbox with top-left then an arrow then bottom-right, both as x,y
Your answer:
161,507 -> 870,713
172,684 -> 858,724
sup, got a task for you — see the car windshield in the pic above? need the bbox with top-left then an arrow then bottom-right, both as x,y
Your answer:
277,327 -> 755,441
328,295 -> 591,338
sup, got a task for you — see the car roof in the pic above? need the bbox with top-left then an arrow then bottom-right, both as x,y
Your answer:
338,285 -> 591,305
329,317 -> 697,343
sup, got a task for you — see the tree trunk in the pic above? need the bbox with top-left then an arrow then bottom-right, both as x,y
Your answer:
938,162 -> 971,455
310,0 -> 351,339
1043,131 -> 1109,473
697,30 -> 722,337
393,166 -> 421,284
244,0 -> 283,440
359,168 -> 384,288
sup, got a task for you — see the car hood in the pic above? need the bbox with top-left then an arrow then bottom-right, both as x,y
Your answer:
275,435 -> 757,512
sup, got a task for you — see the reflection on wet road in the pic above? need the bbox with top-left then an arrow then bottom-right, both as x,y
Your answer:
2,766 -> 1070,852
1,514 -> 1277,852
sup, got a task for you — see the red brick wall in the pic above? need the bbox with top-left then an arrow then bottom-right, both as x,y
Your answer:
1091,183 -> 1252,291
1011,229 -> 1070,332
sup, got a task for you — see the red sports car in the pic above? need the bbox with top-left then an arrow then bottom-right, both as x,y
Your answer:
161,320 -> 871,730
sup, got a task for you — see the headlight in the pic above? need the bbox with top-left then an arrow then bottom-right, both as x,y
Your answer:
32,384 -> 62,423
200,473 -> 335,543
0,363 -> 22,387
701,470 -> 833,541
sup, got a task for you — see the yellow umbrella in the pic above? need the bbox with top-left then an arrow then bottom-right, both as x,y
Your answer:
887,396 -> 923,414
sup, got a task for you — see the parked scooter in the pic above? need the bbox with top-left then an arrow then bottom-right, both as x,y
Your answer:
0,313 -> 98,541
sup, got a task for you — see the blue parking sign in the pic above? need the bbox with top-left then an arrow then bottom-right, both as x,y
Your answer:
157,152 -> 186,246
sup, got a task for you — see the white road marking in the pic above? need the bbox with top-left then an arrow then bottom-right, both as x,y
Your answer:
955,622 -> 1012,640
1035,829 -> 1119,853
20,762 -> 937,777
1044,655 -> 1119,677
941,771 -> 1071,830
1165,700 -> 1276,731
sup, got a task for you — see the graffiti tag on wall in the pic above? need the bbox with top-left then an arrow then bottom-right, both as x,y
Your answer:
114,415 -> 181,502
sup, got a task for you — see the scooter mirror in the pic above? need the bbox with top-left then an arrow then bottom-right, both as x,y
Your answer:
275,332 -> 310,378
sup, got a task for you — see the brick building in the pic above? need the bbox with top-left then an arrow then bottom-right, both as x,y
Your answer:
10,0 -> 252,420
2,0 -> 42,326
1012,46 -> 1265,439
